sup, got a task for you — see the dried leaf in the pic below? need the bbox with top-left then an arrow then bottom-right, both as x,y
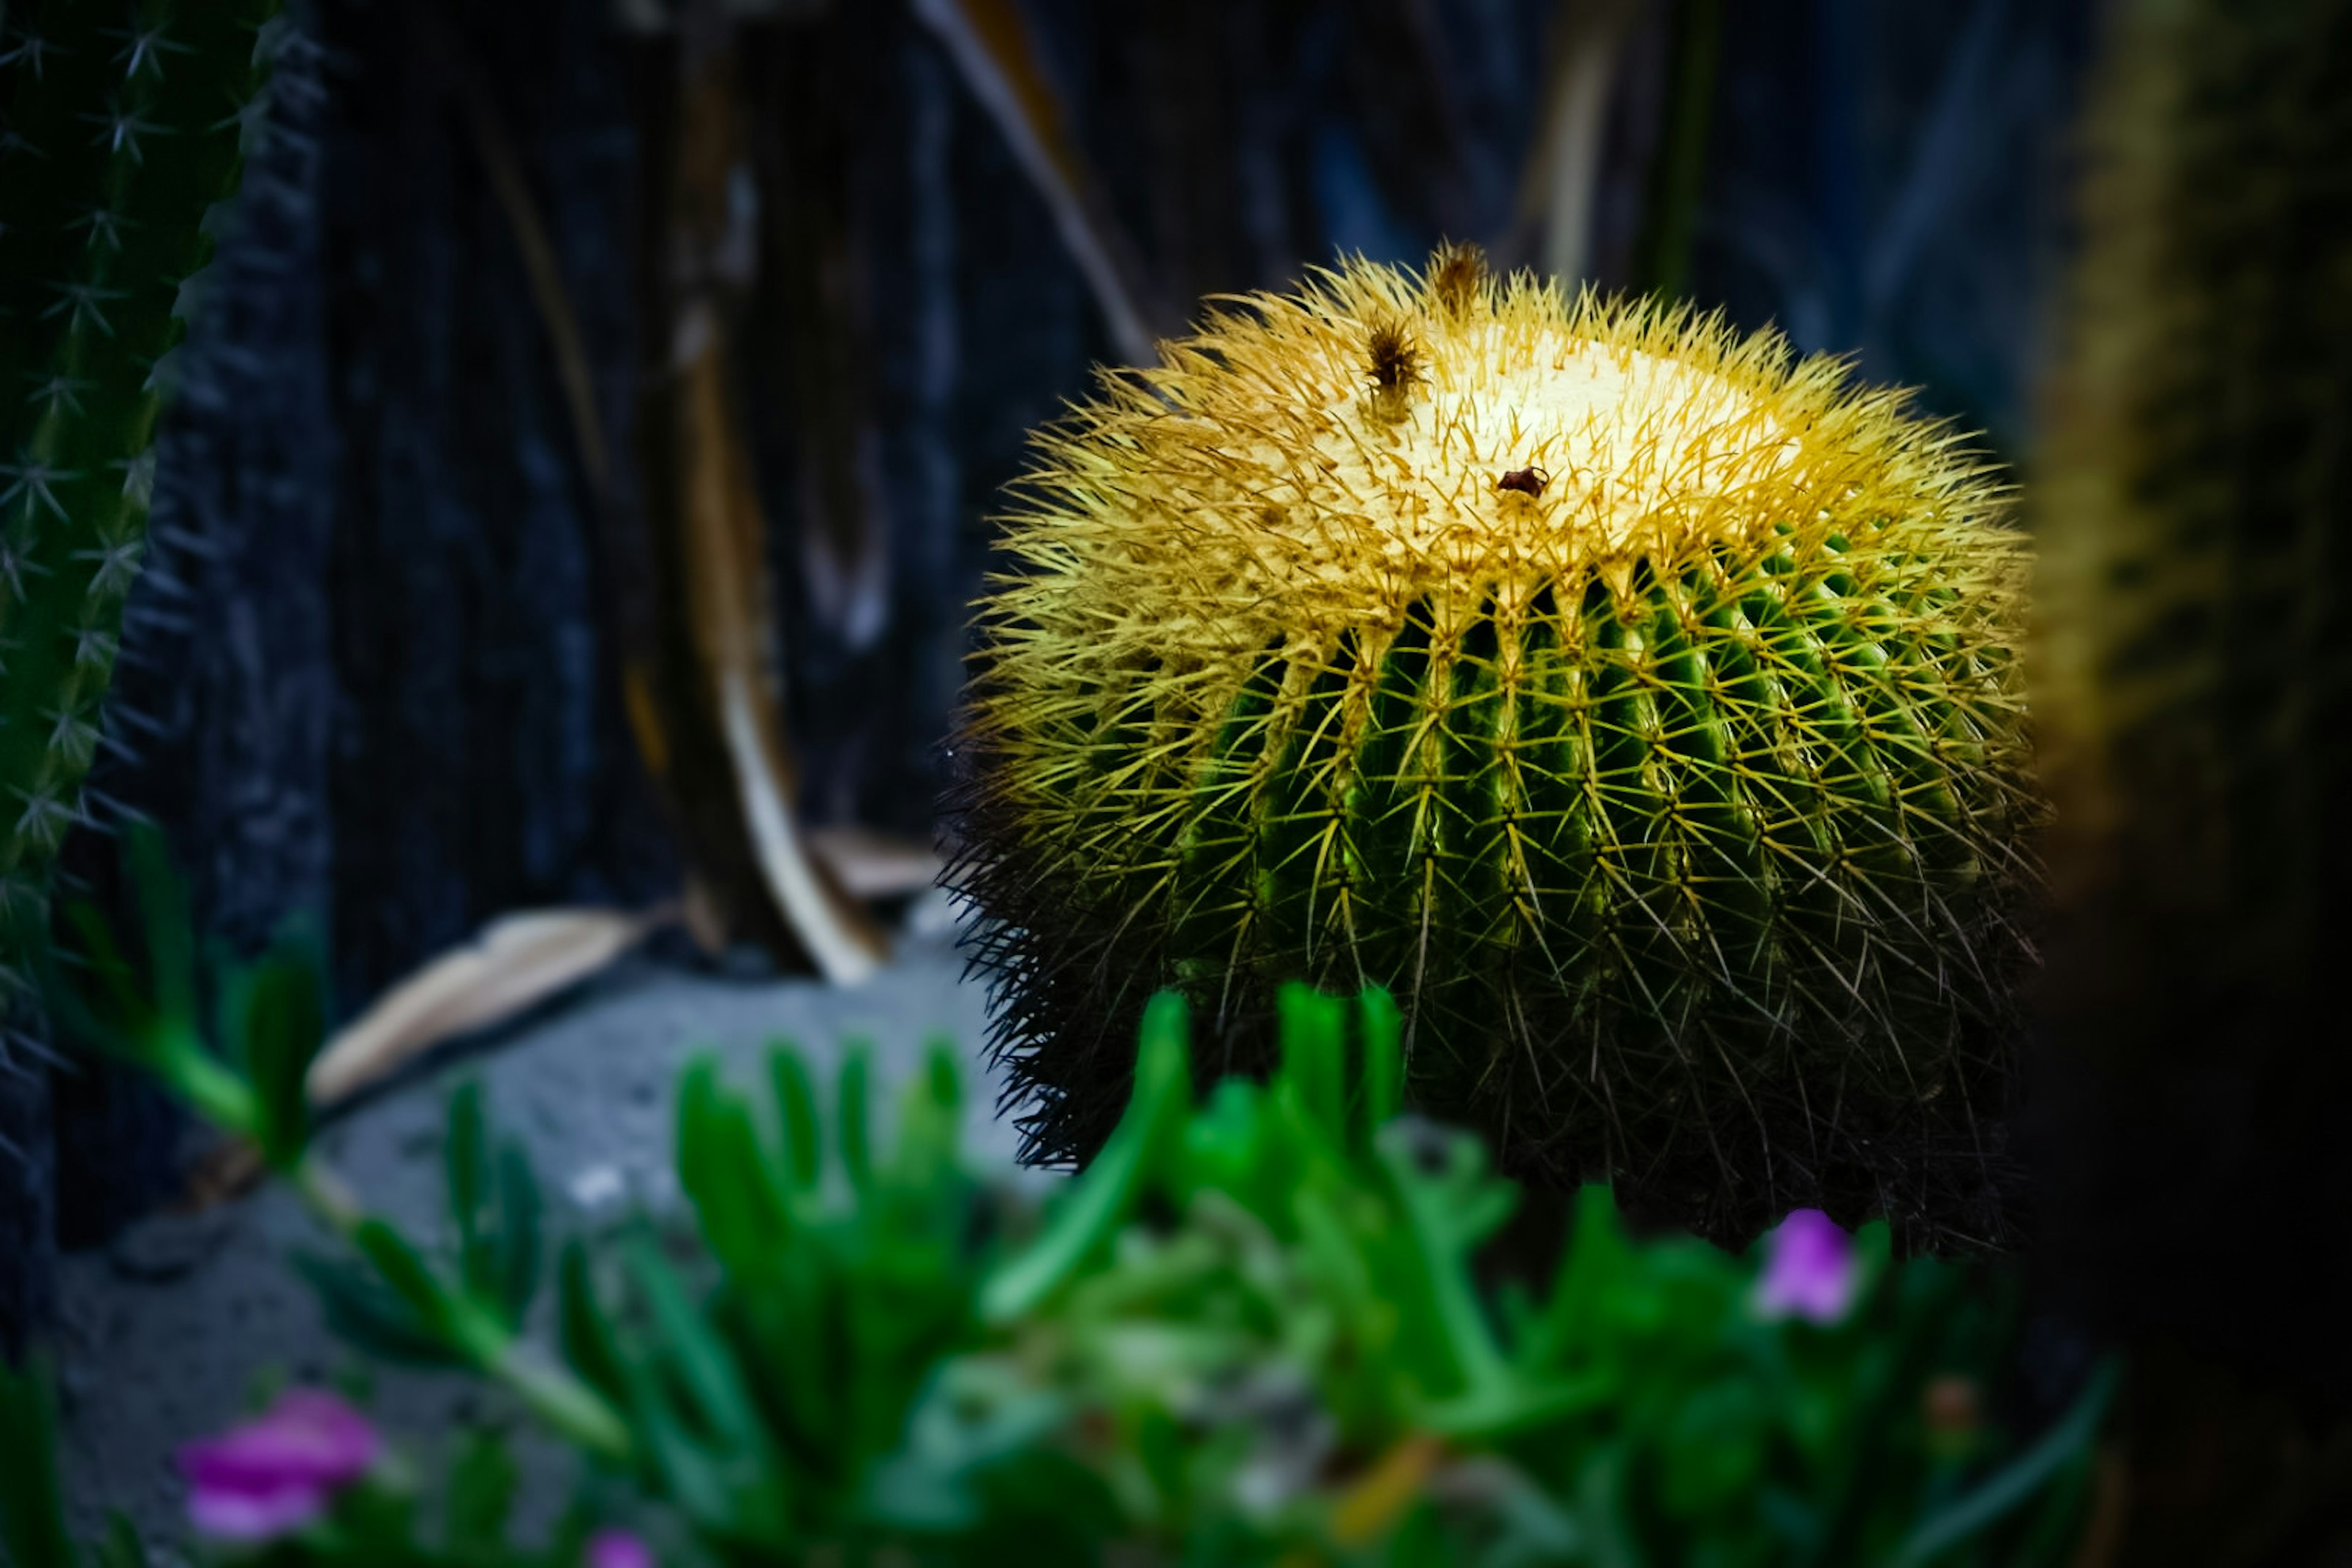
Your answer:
1331,1432 -> 1448,1547
449,7 -> 888,987
443,9 -> 698,918
678,315 -> 889,984
1515,0 -> 1649,285
625,25 -> 890,984
306,907 -> 668,1109
747,18 -> 894,649
461,64 -> 611,502
807,824 -> 944,900
176,1136 -> 266,1211
911,0 -> 1164,363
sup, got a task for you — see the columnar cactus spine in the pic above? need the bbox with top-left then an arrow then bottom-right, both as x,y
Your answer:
0,0 -> 284,1006
955,251 -> 2038,1244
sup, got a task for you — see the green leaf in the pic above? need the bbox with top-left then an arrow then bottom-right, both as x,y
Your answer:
1355,985 -> 1404,1142
556,1241 -> 629,1412
42,902 -> 156,1062
1524,1184 -> 1629,1371
442,1083 -> 540,1328
352,1219 -> 508,1368
209,961 -> 257,1088
1276,983 -> 1347,1141
731,1258 -> 839,1461
230,924 -> 329,1170
1575,1444 -> 1647,1568
863,1366 -> 1074,1535
43,839 -> 305,1152
767,1044 -> 823,1192
676,1063 -> 736,1245
922,1039 -> 963,1118
1474,1463 -> 1586,1561
443,1427 -> 518,1552
125,823 -> 196,1033
89,1512 -> 145,1568
676,1058 -> 790,1269
0,1355 -> 77,1568
291,1252 -> 467,1369
355,1219 -> 454,1331
839,1042 -> 875,1194
448,1082 -> 489,1283
1417,1369 -> 1611,1442
1887,1357 -> 2123,1568
622,1235 -> 764,1454
617,1352 -> 738,1530
1171,1077 -> 1272,1215
321,1474 -> 426,1558
1135,1406 -> 1187,1515
887,1040 -> 966,1193
979,989 -> 1193,1325
538,1501 -> 598,1568
1375,1120 -> 1516,1398
608,1243 -> 789,1545
493,1144 -> 541,1327
166,1049 -> 262,1142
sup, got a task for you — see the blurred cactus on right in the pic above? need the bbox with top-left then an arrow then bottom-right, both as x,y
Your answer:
2031,0 -> 2352,1462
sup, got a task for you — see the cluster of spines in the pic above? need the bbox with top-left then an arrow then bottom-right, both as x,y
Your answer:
0,0 -> 284,1044
986,265 -> 2019,673
956,252 -> 2036,1245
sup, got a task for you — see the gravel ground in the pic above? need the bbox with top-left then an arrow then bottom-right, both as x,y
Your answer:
47,913 -> 1035,1557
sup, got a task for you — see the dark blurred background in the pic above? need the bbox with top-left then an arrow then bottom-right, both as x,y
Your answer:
0,0 -> 2097,1341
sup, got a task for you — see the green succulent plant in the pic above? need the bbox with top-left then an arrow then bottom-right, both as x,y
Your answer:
954,247 -> 2038,1245
0,0 -> 284,1017
20,843 -> 2116,1566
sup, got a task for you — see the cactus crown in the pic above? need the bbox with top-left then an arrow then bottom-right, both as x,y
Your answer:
957,250 -> 2037,1246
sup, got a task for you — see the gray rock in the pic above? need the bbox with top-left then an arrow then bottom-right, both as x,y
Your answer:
105,1211 -> 235,1286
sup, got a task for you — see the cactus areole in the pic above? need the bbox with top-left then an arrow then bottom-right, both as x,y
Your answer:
954,251 -> 2037,1245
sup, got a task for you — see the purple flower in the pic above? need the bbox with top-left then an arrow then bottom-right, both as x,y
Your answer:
585,1529 -> 656,1568
1754,1208 -> 1859,1325
178,1389 -> 379,1542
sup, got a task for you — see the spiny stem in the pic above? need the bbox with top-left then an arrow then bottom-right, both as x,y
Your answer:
0,0 -> 285,1017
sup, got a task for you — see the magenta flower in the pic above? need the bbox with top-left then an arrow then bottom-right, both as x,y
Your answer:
585,1530 -> 656,1568
177,1389 -> 380,1541
1754,1208 -> 1860,1325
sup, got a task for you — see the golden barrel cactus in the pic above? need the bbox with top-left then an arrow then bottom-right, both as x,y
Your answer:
954,249 -> 2037,1243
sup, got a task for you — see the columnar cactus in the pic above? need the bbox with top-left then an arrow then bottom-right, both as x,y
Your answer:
0,0 -> 282,1006
954,250 -> 2038,1244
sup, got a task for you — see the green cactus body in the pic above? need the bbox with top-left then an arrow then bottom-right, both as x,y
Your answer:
957,254 -> 2037,1242
0,0 -> 282,998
